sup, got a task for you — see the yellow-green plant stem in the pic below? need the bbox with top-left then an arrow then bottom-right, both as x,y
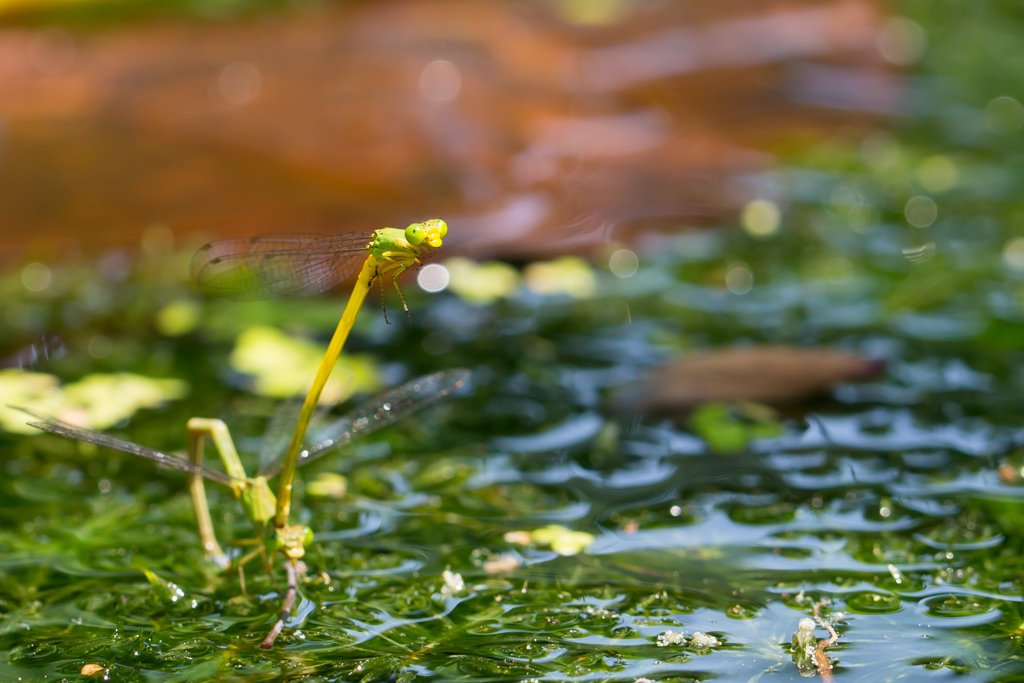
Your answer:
274,255 -> 379,528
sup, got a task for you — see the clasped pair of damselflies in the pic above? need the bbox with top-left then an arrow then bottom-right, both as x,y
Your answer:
19,219 -> 461,647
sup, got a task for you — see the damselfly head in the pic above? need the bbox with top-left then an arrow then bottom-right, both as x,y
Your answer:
405,219 -> 447,248
423,218 -> 447,248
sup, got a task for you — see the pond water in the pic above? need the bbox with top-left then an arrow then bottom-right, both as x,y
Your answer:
4,1 -> 1024,682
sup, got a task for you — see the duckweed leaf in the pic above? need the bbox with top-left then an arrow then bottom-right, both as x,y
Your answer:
1,371 -> 188,433
445,257 -> 521,304
689,402 -> 784,454
506,525 -> 596,556
229,325 -> 379,401
524,257 -> 596,298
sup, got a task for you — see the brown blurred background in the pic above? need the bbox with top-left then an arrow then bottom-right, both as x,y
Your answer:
0,0 -> 902,260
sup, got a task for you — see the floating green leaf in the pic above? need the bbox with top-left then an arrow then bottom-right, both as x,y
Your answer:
62,373 -> 189,429
445,257 -> 521,304
0,370 -> 188,433
0,370 -> 62,434
229,325 -> 379,401
689,401 -> 783,453
155,299 -> 203,337
506,524 -> 595,556
524,257 -> 595,298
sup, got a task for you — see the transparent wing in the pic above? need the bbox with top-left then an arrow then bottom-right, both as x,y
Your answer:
260,369 -> 471,479
257,395 -> 334,475
191,232 -> 372,300
13,407 -> 237,486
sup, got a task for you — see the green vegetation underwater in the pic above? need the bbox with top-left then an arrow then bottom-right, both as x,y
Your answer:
7,1 -> 1024,682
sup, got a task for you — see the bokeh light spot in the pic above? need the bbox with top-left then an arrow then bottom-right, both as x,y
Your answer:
422,332 -> 452,355
741,199 -> 781,238
420,60 -> 461,103
876,17 -> 927,66
216,61 -> 261,107
156,300 -> 202,337
860,132 -> 902,171
830,184 -> 864,215
916,156 -> 958,193
417,263 -> 450,293
825,257 -> 854,283
608,249 -> 639,278
725,263 -> 753,294
985,97 -> 1024,136
1003,238 -> 1024,270
88,335 -> 113,359
22,263 -> 52,292
905,196 -> 937,227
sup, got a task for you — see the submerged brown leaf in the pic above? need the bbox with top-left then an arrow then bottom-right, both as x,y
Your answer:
616,345 -> 883,414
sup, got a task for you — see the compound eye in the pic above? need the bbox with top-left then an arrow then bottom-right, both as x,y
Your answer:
435,219 -> 448,238
405,224 -> 425,245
